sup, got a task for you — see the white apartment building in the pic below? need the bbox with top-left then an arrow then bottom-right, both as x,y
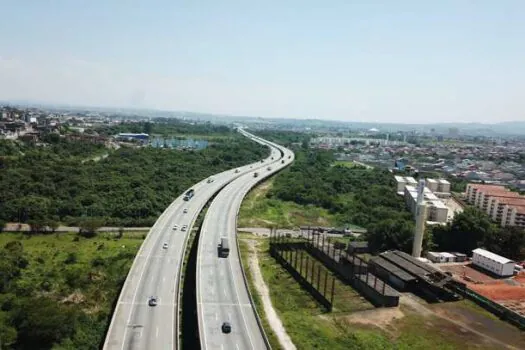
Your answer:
404,185 -> 449,223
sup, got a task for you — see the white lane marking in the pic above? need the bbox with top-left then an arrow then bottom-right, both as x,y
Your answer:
156,327 -> 159,338
236,344 -> 240,350
215,313 -> 218,321
163,277 -> 166,284
198,302 -> 252,307
223,288 -> 227,296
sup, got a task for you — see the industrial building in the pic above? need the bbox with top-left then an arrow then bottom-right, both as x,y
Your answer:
471,248 -> 515,277
116,133 -> 149,141
426,251 -> 467,263
404,185 -> 449,223
466,184 -> 525,228
368,250 -> 460,302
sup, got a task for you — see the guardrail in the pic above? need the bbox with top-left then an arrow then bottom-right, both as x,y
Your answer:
233,149 -> 294,350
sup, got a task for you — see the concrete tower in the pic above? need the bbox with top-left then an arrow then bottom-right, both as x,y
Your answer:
412,179 -> 427,258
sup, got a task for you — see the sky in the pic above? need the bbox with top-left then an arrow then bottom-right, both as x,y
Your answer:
1,0 -> 524,124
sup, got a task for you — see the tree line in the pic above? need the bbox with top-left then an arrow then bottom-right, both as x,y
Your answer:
0,128 -> 268,231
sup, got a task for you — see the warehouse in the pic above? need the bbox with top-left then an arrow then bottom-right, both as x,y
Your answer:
368,256 -> 417,291
472,248 -> 515,277
426,252 -> 457,263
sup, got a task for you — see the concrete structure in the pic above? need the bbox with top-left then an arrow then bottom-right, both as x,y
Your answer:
437,179 -> 451,193
404,185 -> 448,223
196,131 -> 293,350
104,130 -> 286,350
116,132 -> 149,141
395,175 -> 417,194
412,179 -> 427,258
472,248 -> 515,277
466,184 -> 525,228
426,178 -> 438,192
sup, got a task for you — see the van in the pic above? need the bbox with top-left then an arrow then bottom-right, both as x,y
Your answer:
218,238 -> 230,258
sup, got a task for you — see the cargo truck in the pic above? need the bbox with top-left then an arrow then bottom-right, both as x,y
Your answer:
218,238 -> 230,258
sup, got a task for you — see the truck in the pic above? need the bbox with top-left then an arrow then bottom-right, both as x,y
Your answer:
218,238 -> 230,258
183,188 -> 195,201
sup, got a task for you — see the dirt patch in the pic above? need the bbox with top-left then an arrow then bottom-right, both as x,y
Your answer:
340,306 -> 404,330
61,291 -> 85,304
429,302 -> 525,349
245,239 -> 297,350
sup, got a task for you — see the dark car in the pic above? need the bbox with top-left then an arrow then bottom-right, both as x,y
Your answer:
221,322 -> 232,333
148,296 -> 158,307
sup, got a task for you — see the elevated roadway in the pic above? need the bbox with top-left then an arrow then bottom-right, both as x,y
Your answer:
197,133 -> 294,350
104,130 -> 285,350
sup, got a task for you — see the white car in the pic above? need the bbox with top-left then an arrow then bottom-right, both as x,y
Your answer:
162,243 -> 168,249
183,208 -> 188,214
181,225 -> 188,231
173,225 -> 178,230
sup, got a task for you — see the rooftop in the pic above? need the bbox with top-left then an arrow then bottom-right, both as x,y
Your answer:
472,248 -> 514,264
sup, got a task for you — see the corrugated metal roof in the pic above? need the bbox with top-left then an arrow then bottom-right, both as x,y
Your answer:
472,248 -> 514,264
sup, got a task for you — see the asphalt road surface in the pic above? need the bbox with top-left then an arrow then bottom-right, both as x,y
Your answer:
197,141 -> 294,350
104,130 -> 284,350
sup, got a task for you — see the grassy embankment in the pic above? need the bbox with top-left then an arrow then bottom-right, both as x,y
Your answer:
238,178 -> 364,231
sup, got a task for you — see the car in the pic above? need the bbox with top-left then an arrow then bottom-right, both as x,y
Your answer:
162,243 -> 168,249
148,296 -> 158,307
235,169 -> 240,173
183,208 -> 188,214
181,225 -> 188,231
173,225 -> 178,230
207,177 -> 214,183
221,322 -> 232,334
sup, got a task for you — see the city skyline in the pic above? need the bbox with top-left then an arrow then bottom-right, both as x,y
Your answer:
1,1 -> 524,124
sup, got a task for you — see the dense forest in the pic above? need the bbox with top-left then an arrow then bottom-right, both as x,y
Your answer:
0,125 -> 268,230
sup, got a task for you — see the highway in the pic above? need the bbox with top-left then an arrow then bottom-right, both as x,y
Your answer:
103,130 -> 284,350
197,133 -> 294,350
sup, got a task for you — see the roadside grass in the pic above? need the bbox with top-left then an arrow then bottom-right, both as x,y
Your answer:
239,178 -> 338,228
247,235 -> 507,350
238,237 -> 282,349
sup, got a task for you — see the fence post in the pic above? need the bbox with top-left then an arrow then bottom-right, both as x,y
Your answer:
311,259 -> 315,284
330,276 -> 336,308
324,270 -> 329,296
317,264 -> 322,290
299,250 -> 304,275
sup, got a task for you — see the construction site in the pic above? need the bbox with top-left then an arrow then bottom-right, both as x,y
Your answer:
439,263 -> 525,318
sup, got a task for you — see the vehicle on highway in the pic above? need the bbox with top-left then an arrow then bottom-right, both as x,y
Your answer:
235,169 -> 240,173
163,243 -> 168,249
183,208 -> 188,213
173,224 -> 178,230
181,225 -> 188,231
288,155 -> 291,159
281,160 -> 285,164
207,177 -> 214,183
218,237 -> 230,258
253,172 -> 259,178
271,157 -> 274,160
221,322 -> 232,334
183,188 -> 195,201
148,296 -> 158,306
267,166 -> 272,171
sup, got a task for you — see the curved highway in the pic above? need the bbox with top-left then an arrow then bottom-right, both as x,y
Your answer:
197,131 -> 294,350
103,129 -> 285,350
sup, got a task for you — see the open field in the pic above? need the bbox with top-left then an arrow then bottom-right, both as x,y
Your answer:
239,178 -> 338,228
240,232 -> 525,349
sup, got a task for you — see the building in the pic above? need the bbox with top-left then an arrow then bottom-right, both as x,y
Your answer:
116,133 -> 149,141
404,185 -> 448,223
471,248 -> 515,277
347,241 -> 369,254
426,178 -> 438,192
437,179 -> 451,193
395,175 -> 417,194
466,184 -> 525,228
426,252 -> 457,263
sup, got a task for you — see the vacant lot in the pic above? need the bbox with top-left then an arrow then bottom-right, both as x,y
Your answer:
0,232 -> 144,348
241,233 -> 525,350
239,178 -> 338,228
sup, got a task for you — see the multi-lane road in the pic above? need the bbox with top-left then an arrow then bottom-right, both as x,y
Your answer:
104,129 -> 289,350
197,135 -> 294,350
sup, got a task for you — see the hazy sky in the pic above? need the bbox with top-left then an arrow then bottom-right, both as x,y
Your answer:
1,1 -> 524,123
